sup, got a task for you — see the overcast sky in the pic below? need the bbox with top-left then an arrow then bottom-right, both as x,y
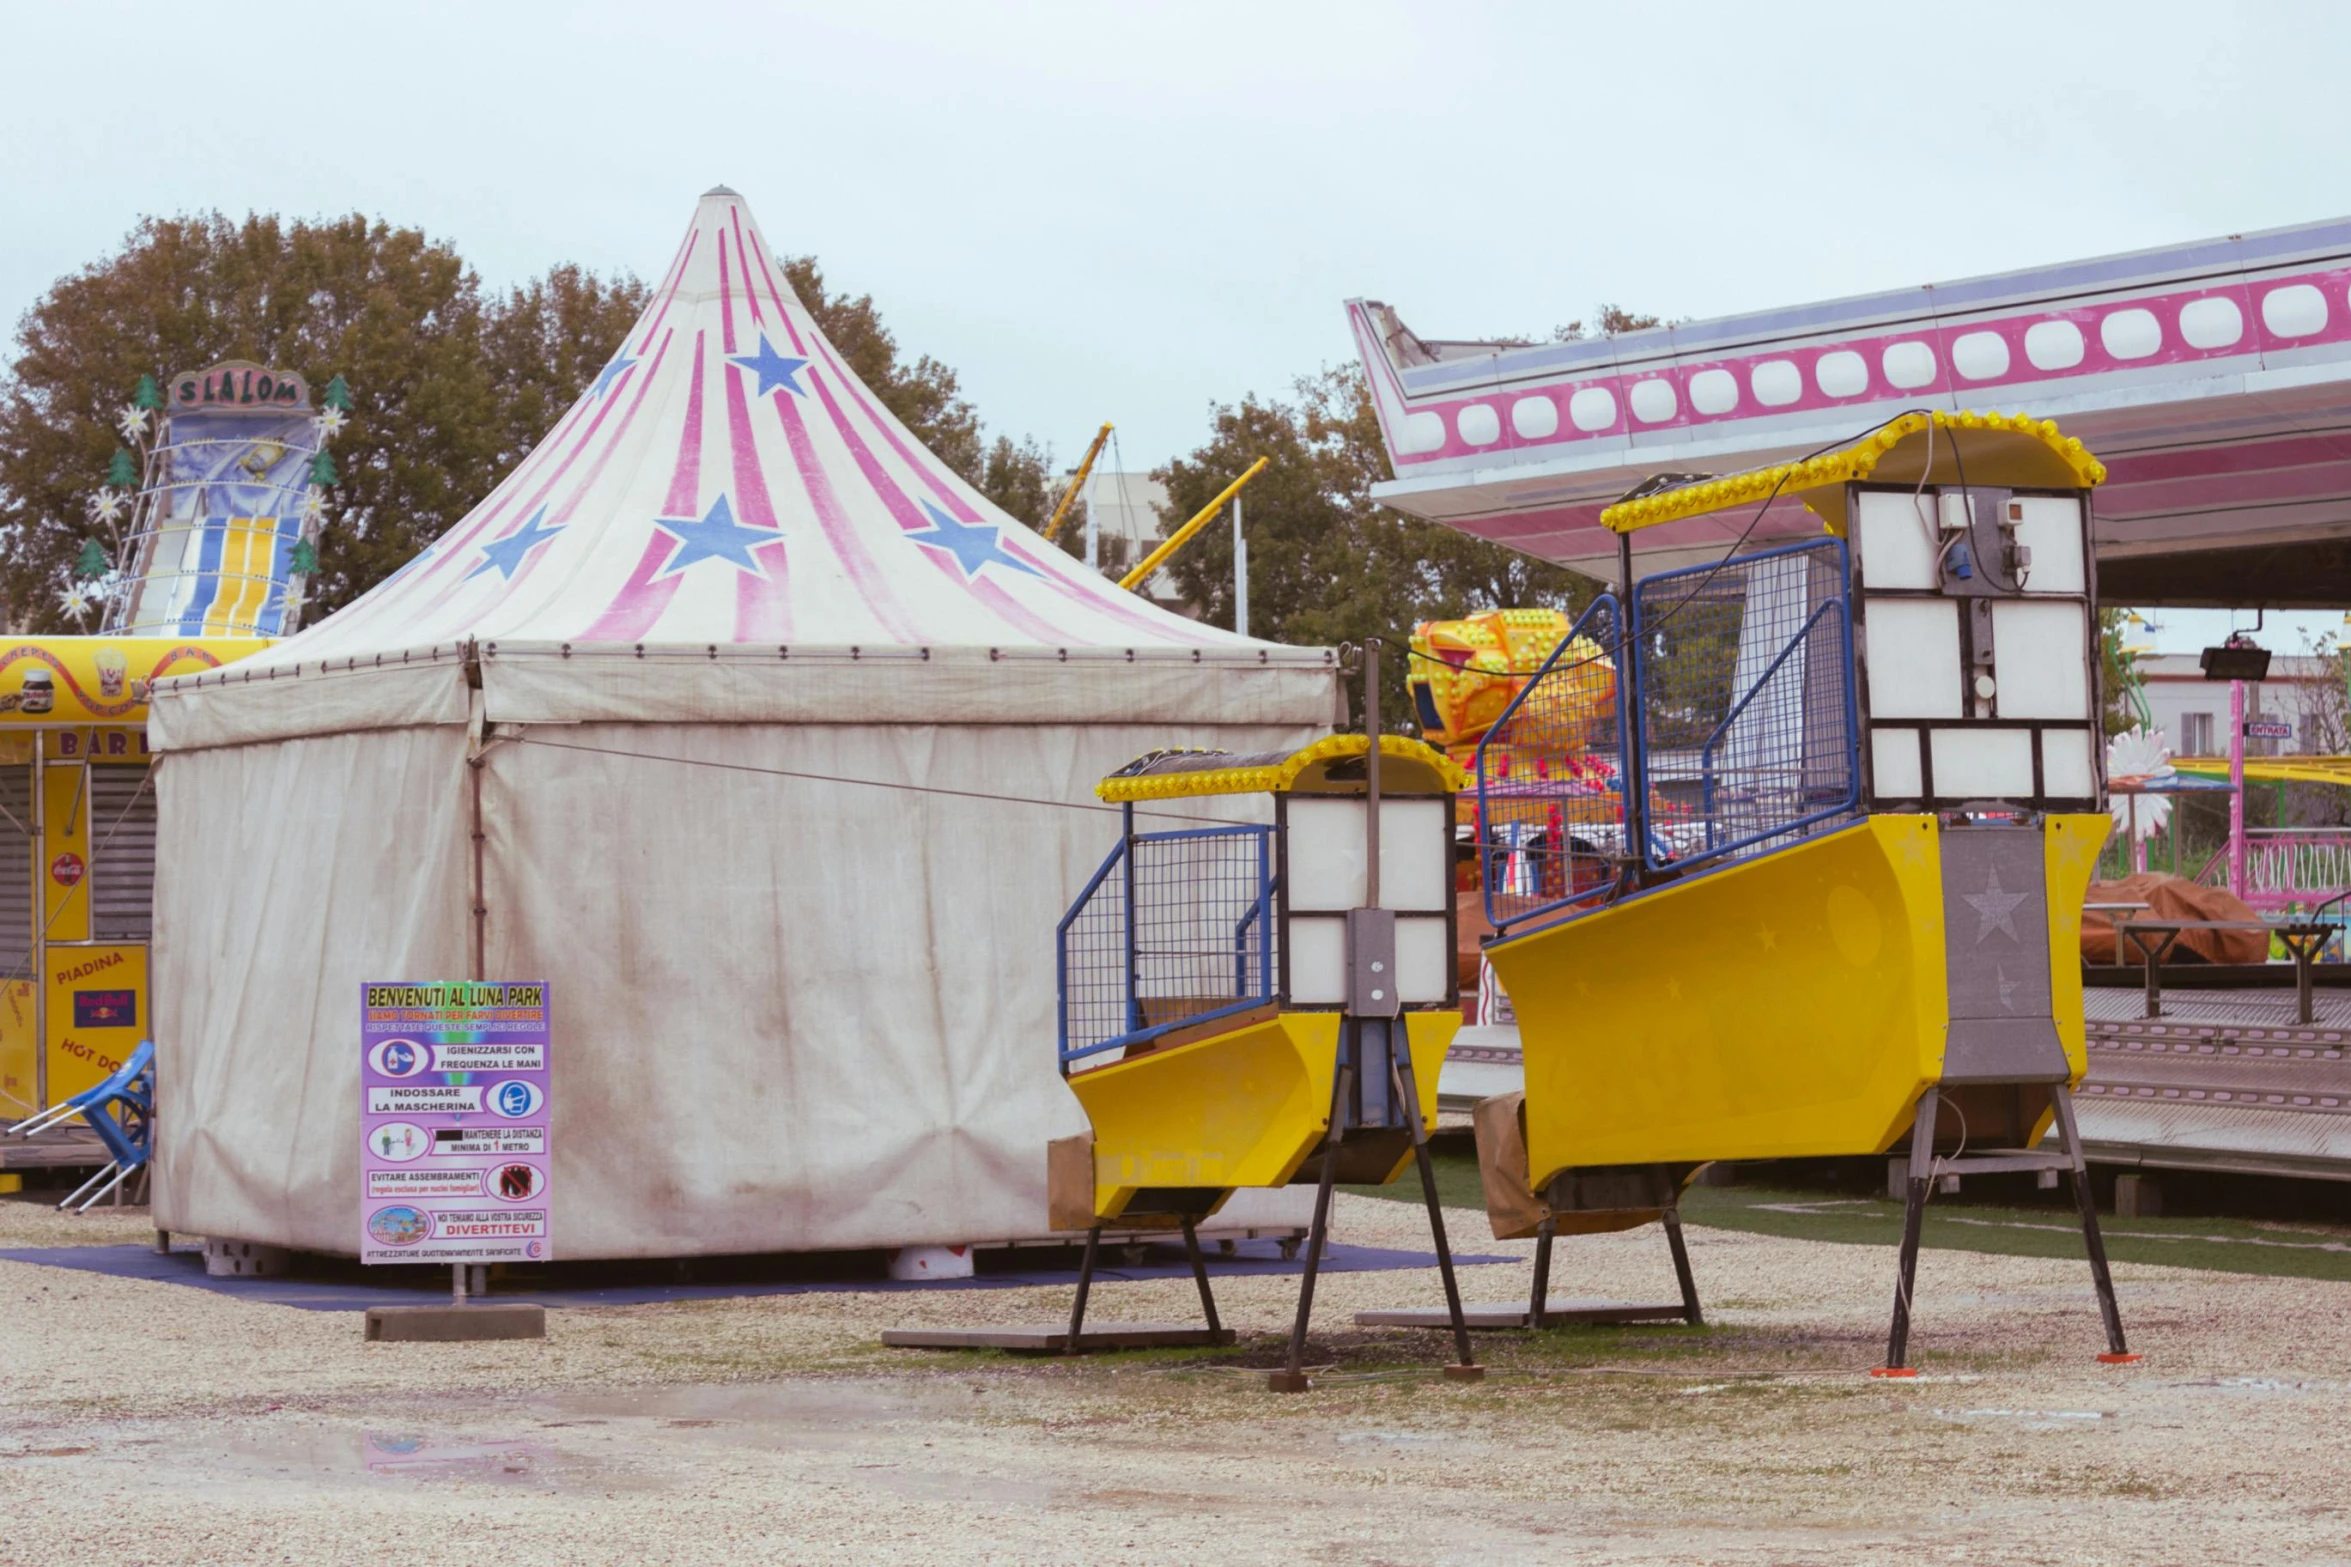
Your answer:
6,1 -> 2347,641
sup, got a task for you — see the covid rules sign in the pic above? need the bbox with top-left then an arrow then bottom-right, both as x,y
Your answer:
359,980 -> 552,1265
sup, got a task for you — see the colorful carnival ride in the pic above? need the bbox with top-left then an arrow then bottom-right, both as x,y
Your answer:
1471,411 -> 2134,1372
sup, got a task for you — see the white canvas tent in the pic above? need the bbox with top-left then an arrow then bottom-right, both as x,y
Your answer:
149,188 -> 1337,1259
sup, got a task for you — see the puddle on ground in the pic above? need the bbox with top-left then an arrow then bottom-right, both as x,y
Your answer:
48,1379 -> 1070,1504
1336,1429 -> 1453,1446
361,1433 -> 554,1481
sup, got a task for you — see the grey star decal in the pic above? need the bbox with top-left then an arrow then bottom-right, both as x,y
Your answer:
1995,965 -> 2019,1012
1962,867 -> 2028,944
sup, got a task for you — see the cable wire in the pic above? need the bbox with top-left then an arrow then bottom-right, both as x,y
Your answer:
503,732 -> 1249,828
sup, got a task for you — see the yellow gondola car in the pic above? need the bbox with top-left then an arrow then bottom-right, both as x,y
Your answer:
1474,411 -> 2133,1370
1057,735 -> 1465,1224
1042,725 -> 1486,1385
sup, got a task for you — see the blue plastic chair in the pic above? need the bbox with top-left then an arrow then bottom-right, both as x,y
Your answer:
5,1039 -> 153,1211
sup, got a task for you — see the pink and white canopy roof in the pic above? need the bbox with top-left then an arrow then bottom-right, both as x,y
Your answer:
285,187 -> 1253,661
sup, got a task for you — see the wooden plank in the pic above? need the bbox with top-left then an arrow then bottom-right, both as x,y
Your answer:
1353,1299 -> 1689,1330
881,1323 -> 1236,1353
0,1132 -> 108,1171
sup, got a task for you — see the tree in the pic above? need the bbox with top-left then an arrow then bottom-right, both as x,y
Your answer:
2,219 -> 1095,631
1157,366 -> 1601,727
0,212 -> 648,626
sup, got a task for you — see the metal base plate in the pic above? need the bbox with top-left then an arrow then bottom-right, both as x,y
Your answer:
1353,1300 -> 1689,1330
881,1323 -> 1236,1353
364,1303 -> 546,1342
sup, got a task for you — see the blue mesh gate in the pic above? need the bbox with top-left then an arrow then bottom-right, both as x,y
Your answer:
1634,538 -> 1860,872
1475,595 -> 1629,931
1058,821 -> 1275,1071
1474,539 -> 1863,935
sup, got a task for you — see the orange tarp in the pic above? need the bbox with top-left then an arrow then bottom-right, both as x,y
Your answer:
2081,873 -> 2267,965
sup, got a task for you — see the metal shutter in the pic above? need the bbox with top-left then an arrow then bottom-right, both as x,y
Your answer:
0,766 -> 29,974
90,766 -> 156,944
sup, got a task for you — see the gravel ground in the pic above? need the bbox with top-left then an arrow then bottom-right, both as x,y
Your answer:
3,1192 -> 2349,1564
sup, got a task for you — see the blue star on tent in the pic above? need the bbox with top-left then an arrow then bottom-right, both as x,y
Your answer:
591,350 -> 639,399
729,334 -> 809,398
907,498 -> 1039,581
466,506 -> 564,580
651,494 -> 777,578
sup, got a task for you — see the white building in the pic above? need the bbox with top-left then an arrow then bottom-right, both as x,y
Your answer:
2135,652 -> 2340,758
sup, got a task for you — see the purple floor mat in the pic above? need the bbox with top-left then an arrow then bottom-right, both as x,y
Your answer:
0,1237 -> 1512,1312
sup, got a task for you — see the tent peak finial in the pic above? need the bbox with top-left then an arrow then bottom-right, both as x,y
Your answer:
702,183 -> 740,198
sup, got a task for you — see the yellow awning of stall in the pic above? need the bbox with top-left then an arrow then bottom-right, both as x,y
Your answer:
1600,409 -> 2107,537
1097,733 -> 1468,802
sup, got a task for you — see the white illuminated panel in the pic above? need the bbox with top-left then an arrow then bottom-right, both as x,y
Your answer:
1286,915 -> 1345,1004
1395,917 -> 1451,1003
2010,495 -> 2086,594
2042,729 -> 2097,798
1689,369 -> 1738,414
1377,798 -> 1452,911
1863,599 -> 1961,718
1397,412 -> 1445,454
1289,794 -> 1449,912
1855,491 -> 1941,590
1882,341 -> 1937,388
2180,296 -> 2243,349
1991,601 -> 2090,718
1628,379 -> 1677,423
1929,728 -> 2035,797
1286,796 -> 1365,909
1871,728 -> 1922,798
1568,387 -> 1618,431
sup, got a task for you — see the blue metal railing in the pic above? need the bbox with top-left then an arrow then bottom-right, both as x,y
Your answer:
1635,537 -> 1861,874
1474,538 -> 1865,935
1474,594 -> 1629,933
1058,820 -> 1276,1071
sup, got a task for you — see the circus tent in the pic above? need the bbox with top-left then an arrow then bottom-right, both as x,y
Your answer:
147,187 -> 1336,1258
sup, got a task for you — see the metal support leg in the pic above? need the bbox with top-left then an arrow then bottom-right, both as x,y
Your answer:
1065,1225 -> 1102,1355
1663,1204 -> 1704,1326
57,1162 -> 117,1212
2052,1084 -> 2134,1361
1879,1088 -> 1939,1374
1394,1050 -> 1479,1379
1180,1217 -> 1222,1338
1528,1214 -> 1555,1329
2286,933 -> 2320,1025
1271,1060 -> 1352,1393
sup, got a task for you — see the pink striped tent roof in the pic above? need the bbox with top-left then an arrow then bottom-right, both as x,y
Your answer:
286,187 -> 1249,660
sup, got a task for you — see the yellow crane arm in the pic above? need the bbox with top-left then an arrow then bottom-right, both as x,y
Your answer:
1119,457 -> 1269,592
1042,422 -> 1114,545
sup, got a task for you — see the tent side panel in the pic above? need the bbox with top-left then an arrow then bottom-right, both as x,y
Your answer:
152,726 -> 471,1250
149,660 -> 471,752
479,649 -> 1343,728
486,718 -> 1315,1258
